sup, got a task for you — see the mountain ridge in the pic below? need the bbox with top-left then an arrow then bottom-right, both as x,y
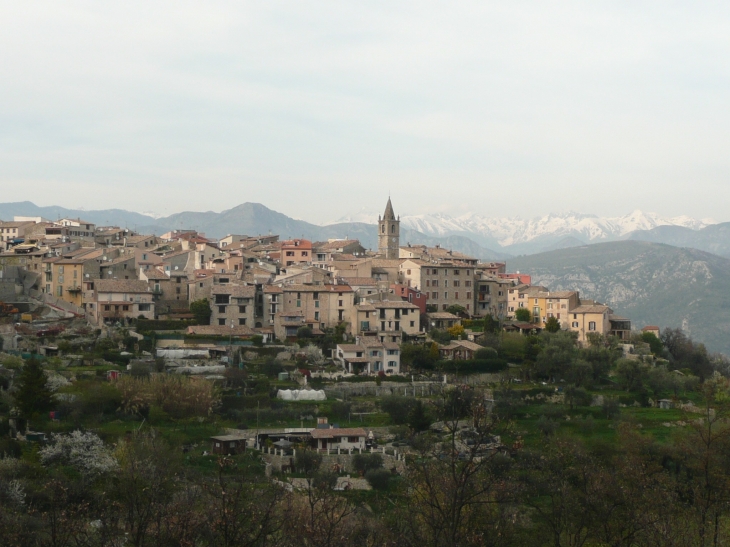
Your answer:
332,208 -> 718,255
508,241 -> 730,356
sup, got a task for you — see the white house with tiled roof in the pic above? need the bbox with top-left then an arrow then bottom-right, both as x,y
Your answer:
311,427 -> 367,451
335,336 -> 402,375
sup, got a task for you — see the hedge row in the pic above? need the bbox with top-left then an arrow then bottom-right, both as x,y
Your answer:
437,358 -> 508,374
135,319 -> 196,331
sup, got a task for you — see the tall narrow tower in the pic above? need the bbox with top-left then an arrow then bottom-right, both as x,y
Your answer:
378,197 -> 400,259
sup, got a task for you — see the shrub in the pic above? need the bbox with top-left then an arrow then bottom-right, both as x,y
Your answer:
380,396 -> 416,425
475,347 -> 498,360
352,453 -> 383,475
294,450 -> 322,475
329,401 -> 352,421
365,468 -> 392,491
117,375 -> 219,418
536,415 -> 558,437
602,397 -> 621,419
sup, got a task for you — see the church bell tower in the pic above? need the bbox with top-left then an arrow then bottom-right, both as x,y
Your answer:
378,197 -> 400,259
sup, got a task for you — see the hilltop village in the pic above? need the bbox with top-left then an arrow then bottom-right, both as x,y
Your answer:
0,198 -> 632,360
1,199 -> 727,546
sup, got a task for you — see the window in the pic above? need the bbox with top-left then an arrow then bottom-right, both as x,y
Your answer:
296,300 -> 301,307
465,280 -> 472,287
432,292 -> 438,299
454,269 -> 459,275
218,319 -> 226,326
315,300 -> 320,308
388,361 -> 397,368
239,305 -> 246,313
406,269 -> 411,275
122,305 -> 129,311
104,305 -> 110,311
589,321 -> 597,331
239,318 -> 246,325
338,300 -> 343,306
444,292 -> 448,299
57,286 -> 63,296
453,280 -> 459,287
137,304 -> 150,311
218,305 -> 226,313
572,322 -> 579,328
176,287 -> 181,294
410,321 -> 415,327
454,292 -> 458,299
301,251 -> 308,256
426,280 -> 430,287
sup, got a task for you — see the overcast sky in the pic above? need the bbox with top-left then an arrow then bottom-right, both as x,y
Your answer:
1,2 -> 729,222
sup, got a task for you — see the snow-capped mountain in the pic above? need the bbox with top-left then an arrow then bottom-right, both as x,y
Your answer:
328,209 -> 716,251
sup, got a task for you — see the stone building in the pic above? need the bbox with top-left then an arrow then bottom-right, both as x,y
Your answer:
399,259 -> 476,314
210,283 -> 256,327
86,279 -> 155,324
378,198 -> 400,259
350,298 -> 420,343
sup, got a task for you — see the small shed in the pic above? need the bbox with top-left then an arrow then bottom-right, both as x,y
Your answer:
211,434 -> 247,455
658,399 -> 673,410
25,431 -> 46,443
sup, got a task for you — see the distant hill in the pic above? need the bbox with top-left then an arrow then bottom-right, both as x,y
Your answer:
627,222 -> 730,258
0,201 -> 507,261
508,241 -> 730,356
0,201 -> 166,232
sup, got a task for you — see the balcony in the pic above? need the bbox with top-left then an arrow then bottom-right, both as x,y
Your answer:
67,286 -> 82,293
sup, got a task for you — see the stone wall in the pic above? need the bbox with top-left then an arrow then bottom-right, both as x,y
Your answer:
260,447 -> 406,475
324,381 -> 444,399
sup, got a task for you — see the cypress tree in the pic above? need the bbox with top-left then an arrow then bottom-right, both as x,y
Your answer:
14,358 -> 54,417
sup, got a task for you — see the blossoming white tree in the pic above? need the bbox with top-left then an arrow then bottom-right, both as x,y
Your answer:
39,431 -> 117,477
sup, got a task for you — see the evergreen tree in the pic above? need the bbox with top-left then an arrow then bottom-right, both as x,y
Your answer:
408,400 -> 432,432
189,298 -> 212,325
545,316 -> 561,333
14,358 -> 54,417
